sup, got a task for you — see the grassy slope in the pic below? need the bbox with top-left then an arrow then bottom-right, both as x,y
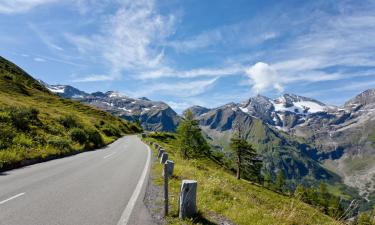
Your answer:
144,133 -> 340,225
0,56 -> 141,169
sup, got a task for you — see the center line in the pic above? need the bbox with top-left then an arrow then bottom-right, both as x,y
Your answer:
0,193 -> 25,205
104,152 -> 116,159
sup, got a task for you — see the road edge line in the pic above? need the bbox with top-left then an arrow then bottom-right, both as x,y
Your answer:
117,138 -> 151,225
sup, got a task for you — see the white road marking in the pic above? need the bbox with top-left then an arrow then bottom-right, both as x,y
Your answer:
0,193 -> 25,205
117,141 -> 151,225
104,152 -> 117,159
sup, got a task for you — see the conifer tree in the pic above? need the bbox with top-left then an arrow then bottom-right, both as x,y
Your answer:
275,170 -> 285,192
176,110 -> 210,159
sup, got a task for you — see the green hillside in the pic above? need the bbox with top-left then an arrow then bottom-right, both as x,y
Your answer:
0,56 -> 141,170
144,133 -> 341,225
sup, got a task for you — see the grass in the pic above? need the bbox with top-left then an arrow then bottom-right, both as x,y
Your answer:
144,133 -> 340,225
0,56 -> 141,170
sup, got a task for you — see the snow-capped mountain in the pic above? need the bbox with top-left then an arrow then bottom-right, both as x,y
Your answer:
187,90 -> 375,200
40,81 -> 180,132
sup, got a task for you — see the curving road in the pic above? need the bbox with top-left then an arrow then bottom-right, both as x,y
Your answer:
0,135 -> 153,225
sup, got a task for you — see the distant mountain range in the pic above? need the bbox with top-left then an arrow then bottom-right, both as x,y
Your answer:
40,80 -> 375,205
186,90 -> 375,203
40,81 -> 180,132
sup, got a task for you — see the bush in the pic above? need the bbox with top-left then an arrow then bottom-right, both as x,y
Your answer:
70,128 -> 88,144
59,114 -> 80,129
9,107 -> 39,131
101,124 -> 121,137
87,129 -> 104,148
0,124 -> 16,149
47,136 -> 71,150
12,134 -> 33,147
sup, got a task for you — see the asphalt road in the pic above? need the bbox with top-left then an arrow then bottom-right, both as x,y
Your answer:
0,135 -> 153,225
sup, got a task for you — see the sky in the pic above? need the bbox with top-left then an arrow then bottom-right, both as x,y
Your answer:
1,0 -> 375,113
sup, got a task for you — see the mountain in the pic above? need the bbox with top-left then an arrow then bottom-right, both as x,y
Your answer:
43,84 -> 180,132
0,56 -> 141,170
187,91 -> 375,205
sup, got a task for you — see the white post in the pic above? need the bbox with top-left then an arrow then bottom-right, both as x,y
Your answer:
179,180 -> 197,219
157,149 -> 165,158
160,153 -> 168,164
163,163 -> 169,216
163,160 -> 174,177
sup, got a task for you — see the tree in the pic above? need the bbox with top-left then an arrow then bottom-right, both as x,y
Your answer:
230,122 -> 261,180
294,184 -> 306,200
275,170 -> 285,192
263,170 -> 272,188
319,182 -> 329,212
357,212 -> 372,225
176,110 -> 210,159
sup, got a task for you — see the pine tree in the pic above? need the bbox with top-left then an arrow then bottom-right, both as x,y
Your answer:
176,110 -> 210,159
357,212 -> 372,225
294,184 -> 306,200
275,170 -> 285,192
319,182 -> 329,212
263,170 -> 272,188
229,122 -> 261,181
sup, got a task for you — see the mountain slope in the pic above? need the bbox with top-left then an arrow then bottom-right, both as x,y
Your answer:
145,133 -> 340,225
44,84 -> 180,132
0,56 -> 141,170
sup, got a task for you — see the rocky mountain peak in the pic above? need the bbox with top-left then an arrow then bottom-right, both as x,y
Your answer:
344,88 -> 375,109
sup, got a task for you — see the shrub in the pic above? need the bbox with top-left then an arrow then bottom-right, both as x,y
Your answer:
47,136 -> 71,150
0,124 -> 16,149
87,129 -> 104,148
70,128 -> 88,144
59,114 -> 80,129
0,111 -> 10,122
101,124 -> 121,137
12,134 -> 33,147
9,107 -> 39,131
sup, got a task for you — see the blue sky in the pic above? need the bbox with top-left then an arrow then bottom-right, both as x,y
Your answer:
1,0 -> 375,112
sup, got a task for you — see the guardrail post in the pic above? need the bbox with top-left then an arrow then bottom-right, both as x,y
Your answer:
163,163 -> 169,216
179,180 -> 197,219
163,160 -> 174,177
160,153 -> 168,164
157,148 -> 165,158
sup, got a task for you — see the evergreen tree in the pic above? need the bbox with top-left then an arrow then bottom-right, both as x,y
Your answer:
357,212 -> 372,225
176,110 -> 210,159
263,170 -> 272,188
275,170 -> 285,192
229,122 -> 261,181
319,182 -> 329,212
294,184 -> 306,200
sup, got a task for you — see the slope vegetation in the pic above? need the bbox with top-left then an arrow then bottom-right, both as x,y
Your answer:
144,133 -> 340,225
0,56 -> 141,170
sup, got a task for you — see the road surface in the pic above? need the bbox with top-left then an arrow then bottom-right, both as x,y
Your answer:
0,135 -> 153,225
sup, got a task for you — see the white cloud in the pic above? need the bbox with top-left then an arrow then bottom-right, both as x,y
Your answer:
0,0 -> 57,13
133,78 -> 218,98
33,57 -> 46,62
246,62 -> 283,93
137,65 -> 244,80
66,0 -> 175,76
72,74 -> 116,82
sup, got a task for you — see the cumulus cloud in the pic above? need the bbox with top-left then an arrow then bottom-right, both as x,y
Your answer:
246,62 -> 283,93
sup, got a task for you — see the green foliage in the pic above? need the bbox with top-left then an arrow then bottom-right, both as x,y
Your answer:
12,134 -> 33,147
144,134 -> 339,225
47,136 -> 71,150
9,106 -> 39,131
86,129 -> 104,148
230,137 -> 261,182
275,170 -> 285,191
70,128 -> 88,144
294,183 -> 345,220
176,110 -> 210,159
101,124 -> 121,137
59,114 -> 81,129
357,212 -> 372,225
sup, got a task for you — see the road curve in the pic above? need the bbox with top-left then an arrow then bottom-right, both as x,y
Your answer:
0,135 -> 153,225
